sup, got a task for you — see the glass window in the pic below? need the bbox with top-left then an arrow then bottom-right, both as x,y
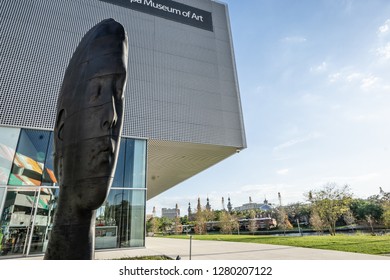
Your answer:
112,138 -> 126,188
8,129 -> 50,186
127,190 -> 145,247
124,139 -> 146,188
95,189 -> 145,249
0,187 -> 4,255
95,189 -> 122,249
0,187 -> 5,221
41,133 -> 58,186
0,127 -> 20,185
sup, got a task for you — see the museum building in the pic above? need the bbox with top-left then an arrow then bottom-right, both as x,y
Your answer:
0,0 -> 246,257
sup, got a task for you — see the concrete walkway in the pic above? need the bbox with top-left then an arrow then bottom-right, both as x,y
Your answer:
14,237 -> 390,260
94,237 -> 389,260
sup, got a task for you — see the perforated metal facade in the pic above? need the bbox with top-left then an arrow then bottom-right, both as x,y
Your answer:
0,0 -> 246,199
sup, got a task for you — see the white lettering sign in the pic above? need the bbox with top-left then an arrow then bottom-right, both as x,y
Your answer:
100,0 -> 213,31
129,0 -> 205,23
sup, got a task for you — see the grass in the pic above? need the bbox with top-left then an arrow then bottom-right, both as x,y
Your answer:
163,234 -> 390,256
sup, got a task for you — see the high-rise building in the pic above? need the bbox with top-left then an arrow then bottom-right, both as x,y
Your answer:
0,0 -> 246,257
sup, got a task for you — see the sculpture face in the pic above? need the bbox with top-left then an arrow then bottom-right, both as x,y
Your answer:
54,19 -> 128,210
44,18 -> 128,260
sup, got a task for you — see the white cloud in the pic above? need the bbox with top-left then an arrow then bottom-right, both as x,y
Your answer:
277,169 -> 290,175
317,173 -> 380,187
310,62 -> 328,73
328,72 -> 342,83
274,132 -> 322,151
360,74 -> 380,89
346,72 -> 363,82
378,19 -> 390,35
281,36 -> 307,43
328,69 -> 382,90
377,42 -> 390,59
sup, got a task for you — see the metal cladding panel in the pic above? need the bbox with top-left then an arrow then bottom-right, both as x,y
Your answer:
0,0 -> 246,149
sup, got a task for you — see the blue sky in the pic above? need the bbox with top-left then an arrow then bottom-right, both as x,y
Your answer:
148,0 -> 390,216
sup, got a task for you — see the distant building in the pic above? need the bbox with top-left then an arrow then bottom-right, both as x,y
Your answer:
227,197 -> 233,212
234,198 -> 273,212
162,204 -> 180,219
206,198 -> 211,211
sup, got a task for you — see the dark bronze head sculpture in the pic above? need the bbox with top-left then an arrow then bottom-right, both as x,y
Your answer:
44,19 -> 128,260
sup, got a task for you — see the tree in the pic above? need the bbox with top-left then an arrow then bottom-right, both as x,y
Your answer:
284,202 -> 311,226
307,183 -> 353,236
310,209 -> 326,235
146,217 -> 160,235
160,217 -> 173,234
382,203 -> 390,230
342,209 -> 356,227
204,208 -> 216,222
219,211 -> 239,234
180,215 -> 189,225
277,207 -> 293,234
194,209 -> 207,235
174,216 -> 183,235
248,210 -> 258,235
350,199 -> 383,224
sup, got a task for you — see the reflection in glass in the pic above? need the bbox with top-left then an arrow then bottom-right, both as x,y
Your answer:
0,188 -> 38,257
0,187 -> 59,257
95,189 -> 145,249
29,188 -> 59,255
128,190 -> 145,247
8,130 -> 51,186
124,139 -> 146,188
42,133 -> 58,186
0,127 -> 20,185
112,138 -> 126,187
0,187 -> 5,230
0,131 -> 147,254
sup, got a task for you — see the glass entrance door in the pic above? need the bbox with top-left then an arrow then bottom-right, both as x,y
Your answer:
0,187 -> 38,257
28,187 -> 58,255
0,187 -> 58,257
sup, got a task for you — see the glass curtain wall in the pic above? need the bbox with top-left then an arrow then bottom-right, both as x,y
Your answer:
0,126 -> 147,257
0,127 -> 20,185
95,139 -> 147,249
8,129 -> 51,186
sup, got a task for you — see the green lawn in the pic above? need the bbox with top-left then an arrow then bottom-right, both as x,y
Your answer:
163,234 -> 390,256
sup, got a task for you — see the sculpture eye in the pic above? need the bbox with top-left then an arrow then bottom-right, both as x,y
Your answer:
90,84 -> 102,103
57,109 -> 65,141
96,84 -> 102,98
102,121 -> 110,129
58,124 -> 64,141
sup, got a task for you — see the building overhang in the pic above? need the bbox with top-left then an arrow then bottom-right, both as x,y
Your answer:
146,139 -> 242,199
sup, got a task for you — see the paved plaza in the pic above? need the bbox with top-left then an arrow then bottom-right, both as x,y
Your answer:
18,237 -> 389,260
